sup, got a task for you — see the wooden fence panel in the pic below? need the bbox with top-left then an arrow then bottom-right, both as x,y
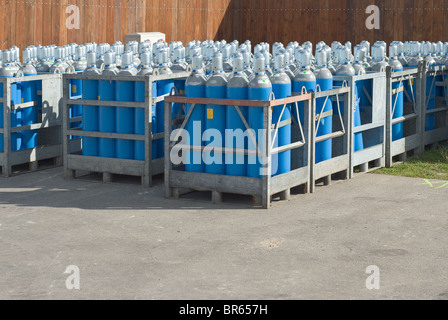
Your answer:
2,0 -> 448,52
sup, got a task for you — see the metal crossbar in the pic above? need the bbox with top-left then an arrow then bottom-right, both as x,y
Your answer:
315,84 -> 346,141
269,92 -> 306,152
167,94 -> 313,158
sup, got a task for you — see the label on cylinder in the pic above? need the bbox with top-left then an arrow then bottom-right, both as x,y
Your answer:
207,108 -> 213,119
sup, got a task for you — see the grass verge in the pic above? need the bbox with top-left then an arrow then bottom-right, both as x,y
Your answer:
373,145 -> 448,180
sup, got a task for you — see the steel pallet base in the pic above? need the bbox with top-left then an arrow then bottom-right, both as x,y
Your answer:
391,147 -> 422,165
353,155 -> 385,174
64,154 -> 164,187
166,168 -> 310,208
312,160 -> 350,189
170,182 -> 309,207
0,144 -> 62,177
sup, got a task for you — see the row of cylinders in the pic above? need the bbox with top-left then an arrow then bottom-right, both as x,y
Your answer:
3,38 -> 447,77
0,39 -> 185,73
0,47 -> 39,153
183,50 -> 341,178
78,47 -> 186,161
2,38 -> 439,165
182,36 -> 436,177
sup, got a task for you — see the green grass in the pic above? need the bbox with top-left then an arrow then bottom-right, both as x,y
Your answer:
373,145 -> 448,180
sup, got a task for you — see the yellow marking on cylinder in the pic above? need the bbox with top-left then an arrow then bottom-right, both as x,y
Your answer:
207,108 -> 213,119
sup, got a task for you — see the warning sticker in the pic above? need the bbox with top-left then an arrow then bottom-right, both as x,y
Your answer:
207,108 -> 213,119
72,85 -> 77,94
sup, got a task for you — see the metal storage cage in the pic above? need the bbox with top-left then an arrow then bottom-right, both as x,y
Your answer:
333,72 -> 387,176
385,63 -> 425,167
62,71 -> 191,187
310,85 -> 352,191
163,93 -> 314,209
422,64 -> 448,147
0,74 -> 64,176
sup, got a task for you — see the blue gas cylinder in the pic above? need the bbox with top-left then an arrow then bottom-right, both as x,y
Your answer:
185,54 -> 207,173
292,67 -> 316,126
404,57 -> 420,108
270,54 -> 292,176
226,54 -> 249,177
70,78 -> 83,139
0,63 -> 22,152
11,83 -> 22,152
20,63 -> 38,150
424,55 -> 437,131
247,54 -> 272,178
116,69 -> 137,160
82,52 -> 101,156
315,67 -> 333,163
404,59 -> 416,104
98,75 -> 117,158
390,59 -> 404,141
98,51 -> 119,158
335,62 -> 364,152
205,52 -> 227,175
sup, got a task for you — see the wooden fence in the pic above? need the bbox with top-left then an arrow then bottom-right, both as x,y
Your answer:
1,0 -> 448,51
